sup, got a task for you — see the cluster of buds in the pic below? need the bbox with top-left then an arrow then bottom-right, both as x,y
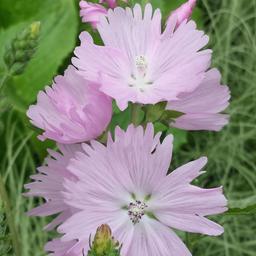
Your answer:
4,22 -> 40,75
87,224 -> 122,256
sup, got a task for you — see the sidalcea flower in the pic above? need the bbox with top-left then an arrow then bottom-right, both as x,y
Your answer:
43,124 -> 227,255
24,144 -> 81,231
80,1 -> 108,28
167,0 -> 197,28
73,3 -> 212,110
27,65 -> 112,144
167,68 -> 230,131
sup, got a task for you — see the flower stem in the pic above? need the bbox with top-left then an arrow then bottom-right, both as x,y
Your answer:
0,174 -> 21,256
186,233 -> 191,251
131,104 -> 140,126
0,73 -> 10,94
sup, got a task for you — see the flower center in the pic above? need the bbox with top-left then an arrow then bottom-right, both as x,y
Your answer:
135,55 -> 148,77
128,55 -> 153,92
128,200 -> 148,224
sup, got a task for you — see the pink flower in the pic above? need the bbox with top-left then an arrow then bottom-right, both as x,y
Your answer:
73,4 -> 212,110
167,0 -> 197,28
167,68 -> 230,131
79,1 -> 108,28
42,124 -> 227,255
24,144 -> 81,231
27,65 -> 112,144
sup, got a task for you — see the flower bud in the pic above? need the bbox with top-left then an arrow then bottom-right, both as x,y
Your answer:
87,224 -> 121,256
167,0 -> 197,28
4,21 -> 41,75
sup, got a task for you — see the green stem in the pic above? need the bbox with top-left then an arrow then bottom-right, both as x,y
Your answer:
0,73 -> 11,94
0,174 -> 21,256
186,233 -> 191,251
131,104 -> 140,126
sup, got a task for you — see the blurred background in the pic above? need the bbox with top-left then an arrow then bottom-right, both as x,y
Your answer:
0,0 -> 256,255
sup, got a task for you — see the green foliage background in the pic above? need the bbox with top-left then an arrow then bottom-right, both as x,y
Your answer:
0,0 -> 256,255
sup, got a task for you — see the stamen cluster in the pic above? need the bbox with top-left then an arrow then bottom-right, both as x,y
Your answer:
128,200 -> 148,224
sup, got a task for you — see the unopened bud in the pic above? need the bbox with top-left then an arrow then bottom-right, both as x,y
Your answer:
30,22 -> 41,39
87,224 -> 121,256
3,21 -> 41,75
167,0 -> 197,29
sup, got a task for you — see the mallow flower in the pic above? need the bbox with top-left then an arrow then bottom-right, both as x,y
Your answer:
167,68 -> 230,131
73,3 -> 212,110
35,124 -> 227,255
27,65 -> 112,144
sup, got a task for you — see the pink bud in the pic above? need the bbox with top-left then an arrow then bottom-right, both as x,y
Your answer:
167,0 -> 197,28
79,1 -> 108,29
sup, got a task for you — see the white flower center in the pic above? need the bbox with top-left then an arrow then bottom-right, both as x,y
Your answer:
135,55 -> 148,77
128,200 -> 148,224
128,55 -> 153,92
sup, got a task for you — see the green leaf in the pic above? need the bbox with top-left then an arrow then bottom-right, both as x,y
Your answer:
110,106 -> 132,134
160,110 -> 184,125
0,0 -> 78,111
225,204 -> 256,216
0,0 -> 46,28
154,122 -> 168,133
145,102 -> 167,123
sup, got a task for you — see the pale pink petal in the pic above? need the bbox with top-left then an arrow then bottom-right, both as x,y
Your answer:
80,1 -> 107,28
58,210 -> 130,245
154,211 -> 224,236
171,113 -> 229,131
150,157 -> 227,235
153,157 -> 208,192
167,68 -> 230,131
24,144 -> 81,230
44,211 -> 71,231
127,217 -> 191,256
168,69 -> 230,114
27,65 -> 112,144
45,238 -> 84,256
152,186 -> 227,235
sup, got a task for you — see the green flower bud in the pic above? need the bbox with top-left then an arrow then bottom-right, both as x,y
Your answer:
87,224 -> 122,256
30,22 -> 41,39
3,21 -> 41,75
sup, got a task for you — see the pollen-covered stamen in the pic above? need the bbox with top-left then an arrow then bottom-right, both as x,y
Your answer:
128,200 -> 148,224
135,55 -> 148,77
